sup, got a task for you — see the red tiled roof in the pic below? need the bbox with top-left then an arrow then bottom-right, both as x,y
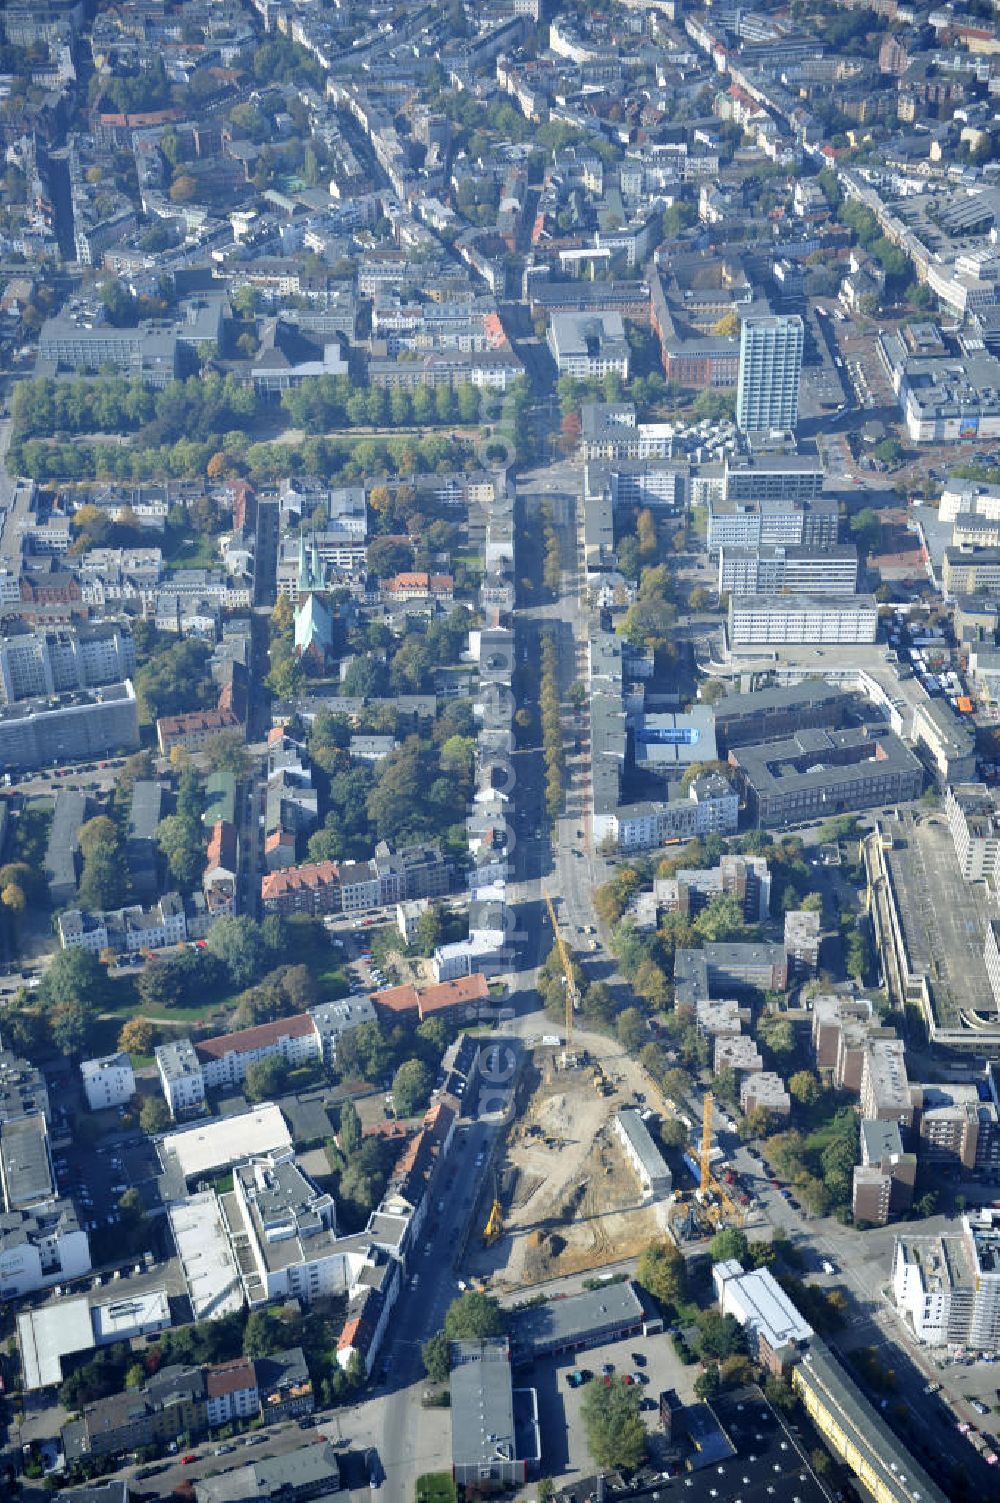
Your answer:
372,973 -> 489,1020
261,860 -> 339,899
206,1358 -> 256,1399
157,707 -> 238,738
206,819 -> 237,874
195,1012 -> 315,1061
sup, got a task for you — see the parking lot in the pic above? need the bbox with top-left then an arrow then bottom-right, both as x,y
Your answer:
528,1328 -> 699,1482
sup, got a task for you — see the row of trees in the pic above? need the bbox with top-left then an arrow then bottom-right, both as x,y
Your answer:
280,376 -> 489,433
540,631 -> 565,820
10,373 -> 258,448
9,429 -> 479,487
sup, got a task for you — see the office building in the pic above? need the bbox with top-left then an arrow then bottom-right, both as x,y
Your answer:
714,682 -> 853,753
729,726 -> 923,829
718,545 -> 859,598
945,782 -> 1000,884
706,496 -> 839,556
859,1038 -> 912,1127
723,450 -> 824,502
728,593 -> 878,647
911,698 -> 977,785
735,313 -> 803,434
892,1211 -> 1000,1351
0,682 -> 139,772
80,1053 -> 135,1113
547,311 -> 630,379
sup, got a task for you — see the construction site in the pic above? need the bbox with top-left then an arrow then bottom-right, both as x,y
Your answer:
460,897 -> 754,1289
464,1045 -> 670,1288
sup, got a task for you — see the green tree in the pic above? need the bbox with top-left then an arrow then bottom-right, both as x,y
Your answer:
694,1365 -> 721,1401
421,1331 -> 450,1383
139,1096 -> 171,1135
636,1240 -> 687,1306
709,1227 -> 749,1264
244,1053 -> 290,1103
39,948 -> 105,1012
206,915 -> 265,989
788,1070 -> 821,1106
697,1310 -> 746,1361
580,1375 -> 647,1472
850,506 -> 882,557
391,1058 -> 433,1117
242,1309 -> 285,1359
339,1099 -> 362,1158
443,1293 -> 505,1341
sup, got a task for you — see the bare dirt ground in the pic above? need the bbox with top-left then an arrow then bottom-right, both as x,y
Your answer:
465,1049 -> 667,1289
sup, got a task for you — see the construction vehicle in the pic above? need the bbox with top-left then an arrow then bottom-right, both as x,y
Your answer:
700,1090 -> 746,1229
544,892 -> 578,1046
483,1172 -> 504,1246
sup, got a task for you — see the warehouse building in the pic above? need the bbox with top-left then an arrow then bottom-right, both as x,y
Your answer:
510,1281 -> 658,1363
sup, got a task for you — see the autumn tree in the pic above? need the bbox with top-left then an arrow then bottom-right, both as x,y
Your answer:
119,1018 -> 155,1054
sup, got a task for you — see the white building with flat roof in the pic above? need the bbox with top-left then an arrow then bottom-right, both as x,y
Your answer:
158,1104 -> 292,1186
167,1191 -> 245,1322
81,1052 -> 135,1112
713,1261 -> 813,1373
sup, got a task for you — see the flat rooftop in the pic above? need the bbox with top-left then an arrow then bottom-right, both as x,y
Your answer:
158,1104 -> 292,1183
1,1113 -> 53,1210
872,809 -> 1000,1045
167,1191 -> 244,1322
18,1297 -> 95,1390
510,1280 -> 646,1355
450,1339 -> 517,1471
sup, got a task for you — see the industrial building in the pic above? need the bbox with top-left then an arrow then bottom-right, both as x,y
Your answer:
509,1281 -> 657,1361
449,1339 -> 539,1488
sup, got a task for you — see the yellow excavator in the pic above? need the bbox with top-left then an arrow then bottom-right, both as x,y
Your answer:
483,1171 -> 504,1246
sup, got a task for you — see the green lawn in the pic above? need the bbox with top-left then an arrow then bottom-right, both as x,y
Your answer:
415,1475 -> 456,1503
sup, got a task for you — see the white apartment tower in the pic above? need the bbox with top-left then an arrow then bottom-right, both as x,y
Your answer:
736,314 -> 804,434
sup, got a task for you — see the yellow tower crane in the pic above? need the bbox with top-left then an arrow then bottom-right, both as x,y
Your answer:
545,892 -> 578,1046
700,1089 -> 714,1197
700,1088 -> 746,1228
